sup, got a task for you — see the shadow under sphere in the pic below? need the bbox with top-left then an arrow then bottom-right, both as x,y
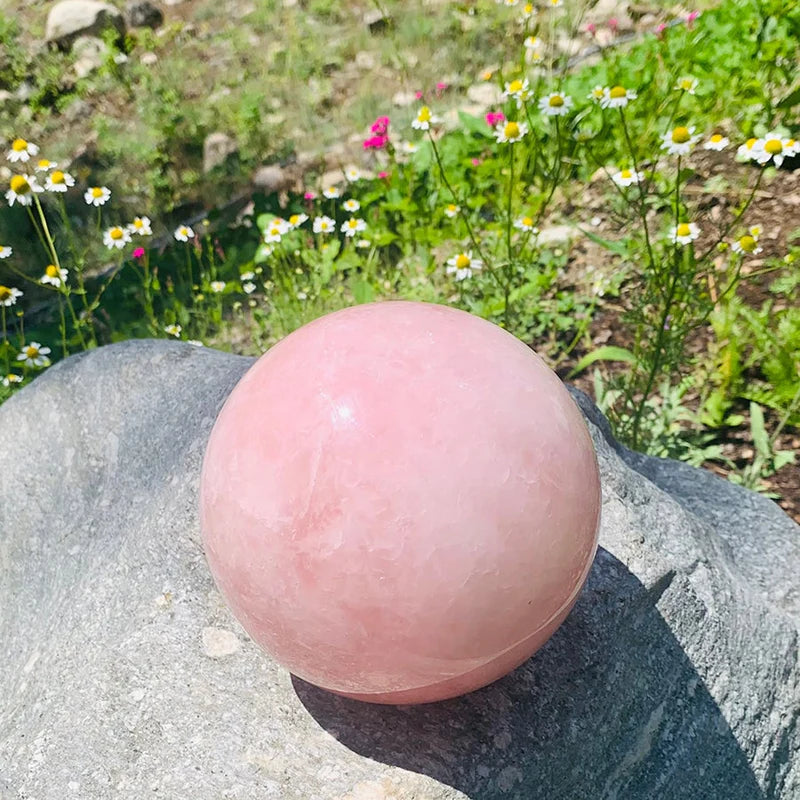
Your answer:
293,548 -> 764,800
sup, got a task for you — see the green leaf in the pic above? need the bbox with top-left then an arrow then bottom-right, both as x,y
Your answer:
351,277 -> 375,304
749,402 -> 770,459
578,227 -> 629,257
774,450 -> 796,471
457,111 -> 491,138
568,346 -> 638,377
777,84 -> 800,109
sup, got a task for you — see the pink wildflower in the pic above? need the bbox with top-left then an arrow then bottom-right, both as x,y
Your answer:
471,158 -> 482,167
608,17 -> 619,31
378,171 -> 390,180
371,116 -> 390,135
414,90 -> 424,100
654,22 -> 667,38
304,191 -> 316,200
363,135 -> 389,150
686,10 -> 700,28
132,247 -> 145,259
585,22 -> 596,35
435,82 -> 448,96
485,111 -> 506,128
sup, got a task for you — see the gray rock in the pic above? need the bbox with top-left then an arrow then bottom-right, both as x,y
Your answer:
0,339 -> 798,799
126,0 -> 164,29
72,35 -> 108,79
252,162 -> 294,194
45,0 -> 126,49
202,131 -> 238,174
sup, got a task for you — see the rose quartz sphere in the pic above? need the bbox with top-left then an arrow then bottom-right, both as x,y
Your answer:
200,301 -> 600,704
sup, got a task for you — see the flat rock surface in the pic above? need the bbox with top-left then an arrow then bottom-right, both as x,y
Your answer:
1,339 -> 798,799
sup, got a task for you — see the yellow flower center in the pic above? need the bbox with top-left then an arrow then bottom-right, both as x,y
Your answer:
549,95 -> 564,107
347,220 -> 358,229
609,86 -> 627,98
680,79 -> 694,90
521,216 -> 533,227
672,126 -> 691,143
0,287 -> 10,301
710,134 -> 723,143
50,170 -> 65,184
592,88 -> 604,99
620,169 -> 632,179
764,138 -> 783,155
46,265 -> 59,278
133,218 -> 143,228
745,137 -> 757,150
455,254 -> 471,269
524,2 -> 533,12
10,175 -> 30,194
321,221 -> 331,230
110,227 -> 124,240
91,187 -> 104,198
417,106 -> 432,123
12,139 -> 27,152
289,214 -> 301,225
508,80 -> 524,94
38,159 -> 51,169
447,204 -> 457,213
677,223 -> 691,237
738,235 -> 757,253
504,121 -> 521,139
25,345 -> 38,358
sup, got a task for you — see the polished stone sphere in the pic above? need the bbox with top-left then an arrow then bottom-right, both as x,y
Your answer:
200,302 -> 601,704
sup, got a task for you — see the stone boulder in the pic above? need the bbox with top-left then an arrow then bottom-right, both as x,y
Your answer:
202,131 -> 238,174
45,0 -> 126,49
0,339 -> 798,799
125,0 -> 164,29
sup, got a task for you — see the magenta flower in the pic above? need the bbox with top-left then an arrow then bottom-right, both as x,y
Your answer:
585,22 -> 597,35
363,135 -> 389,150
608,17 -> 619,31
686,10 -> 700,28
414,90 -> 424,100
132,247 -> 145,259
485,111 -> 506,128
304,191 -> 316,200
371,116 -> 390,136
378,171 -> 390,180
471,158 -> 482,167
654,22 -> 667,38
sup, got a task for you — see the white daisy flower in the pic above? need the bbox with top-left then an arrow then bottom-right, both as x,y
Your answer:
240,271 -> 255,281
0,246 -> 11,258
164,324 -> 182,337
546,0 -> 562,6
669,222 -> 700,246
400,141 -> 418,154
40,264 -> 68,287
44,170 -> 75,193
661,126 -> 699,156
524,36 -> 541,50
502,78 -> 533,106
748,225 -> 762,237
522,2 -> 536,18
6,174 -> 43,206
412,106 -> 439,131
128,216 -> 152,236
675,76 -> 698,95
17,342 -> 50,367
732,234 -> 762,255
7,138 -> 39,163
174,225 -> 194,242
313,215 -> 336,234
85,186 -> 111,206
501,0 -> 519,6
288,213 -> 308,228
495,120 -> 529,143
588,86 -> 605,103
513,215 -> 538,232
736,137 -> 760,162
264,218 -> 290,243
210,280 -> 226,293
0,285 -> 23,306
600,85 -> 637,109
34,159 -> 57,172
444,203 -> 460,218
103,226 -> 131,249
703,134 -> 729,151
611,168 -> 643,187
341,217 -> 367,237
539,92 -> 573,117
342,199 -> 361,213
355,239 -> 371,249
242,282 -> 256,294
344,166 -> 362,183
322,185 -> 341,199
753,135 -> 794,167
2,373 -> 23,387
446,251 -> 483,281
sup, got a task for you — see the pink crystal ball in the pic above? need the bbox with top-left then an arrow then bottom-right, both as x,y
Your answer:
200,301 -> 601,704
